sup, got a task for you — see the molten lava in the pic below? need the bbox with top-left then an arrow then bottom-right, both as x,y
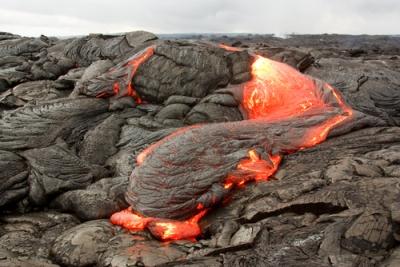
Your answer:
96,47 -> 154,102
111,46 -> 353,241
242,55 -> 353,147
224,150 -> 282,189
110,207 -> 207,241
219,43 -> 242,52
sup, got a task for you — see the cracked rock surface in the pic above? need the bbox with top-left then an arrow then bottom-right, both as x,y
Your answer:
1,31 -> 400,266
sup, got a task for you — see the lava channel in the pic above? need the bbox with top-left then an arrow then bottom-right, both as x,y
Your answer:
96,46 -> 154,102
111,45 -> 353,241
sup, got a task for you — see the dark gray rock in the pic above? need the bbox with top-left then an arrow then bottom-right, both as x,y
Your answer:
79,114 -> 124,166
82,41 -> 251,103
108,125 -> 176,176
164,95 -> 200,106
0,98 -> 109,150
57,67 -> 86,84
0,37 -> 49,57
185,102 -> 242,124
230,223 -> 261,246
201,93 -> 238,107
0,32 -> 20,41
70,59 -> 114,97
99,233 -> 187,267
0,79 -> 9,93
382,247 -> 400,267
0,211 -> 78,262
52,176 -> 128,220
51,220 -> 114,267
125,31 -> 158,47
1,32 -> 400,267
0,251 -> 58,267
64,31 -> 157,67
10,80 -> 72,104
306,57 -> 400,125
155,103 -> 191,121
257,47 -> 315,72
0,150 -> 28,208
30,52 -> 75,80
227,50 -> 253,83
134,41 -> 233,103
22,143 -> 94,205
0,56 -> 31,87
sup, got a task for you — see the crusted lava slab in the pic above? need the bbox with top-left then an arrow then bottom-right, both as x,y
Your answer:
1,31 -> 400,266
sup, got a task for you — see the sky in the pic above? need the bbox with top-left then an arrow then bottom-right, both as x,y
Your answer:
0,0 -> 399,37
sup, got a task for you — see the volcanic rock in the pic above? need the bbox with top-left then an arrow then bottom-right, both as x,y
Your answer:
51,220 -> 115,267
6,80 -> 72,106
64,31 -> 157,67
0,36 -> 49,58
0,150 -> 28,208
0,31 -> 400,266
184,102 -> 242,124
0,211 -> 78,264
0,97 -> 109,150
133,41 -> 249,103
99,233 -> 187,267
22,143 -> 94,205
52,176 -> 129,220
306,57 -> 400,125
79,114 -> 124,166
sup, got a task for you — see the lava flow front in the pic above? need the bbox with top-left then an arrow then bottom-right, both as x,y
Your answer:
111,208 -> 207,241
111,48 -> 353,241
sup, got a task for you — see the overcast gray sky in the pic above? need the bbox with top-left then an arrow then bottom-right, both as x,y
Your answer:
0,0 -> 399,36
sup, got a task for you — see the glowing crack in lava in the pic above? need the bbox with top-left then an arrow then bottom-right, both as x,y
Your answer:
111,47 -> 353,241
96,47 -> 154,102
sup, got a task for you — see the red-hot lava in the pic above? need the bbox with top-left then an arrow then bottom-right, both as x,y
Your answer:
111,47 -> 353,241
96,47 -> 154,102
111,207 -> 207,241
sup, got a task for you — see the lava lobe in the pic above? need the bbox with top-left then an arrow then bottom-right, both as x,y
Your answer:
111,46 -> 353,241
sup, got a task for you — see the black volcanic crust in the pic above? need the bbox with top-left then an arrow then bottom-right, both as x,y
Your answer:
0,31 -> 400,267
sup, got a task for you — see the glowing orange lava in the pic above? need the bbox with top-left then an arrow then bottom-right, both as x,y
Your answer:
242,55 -> 352,148
244,55 -> 325,121
219,43 -> 242,52
111,47 -> 353,242
221,54 -> 352,188
111,207 -> 207,241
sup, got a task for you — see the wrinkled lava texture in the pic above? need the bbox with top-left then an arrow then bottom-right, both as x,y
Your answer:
110,46 -> 353,241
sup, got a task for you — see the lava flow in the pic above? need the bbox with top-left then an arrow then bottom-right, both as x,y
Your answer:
111,207 -> 207,241
111,47 -> 353,241
96,47 -> 154,102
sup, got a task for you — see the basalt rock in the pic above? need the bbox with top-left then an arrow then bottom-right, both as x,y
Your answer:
51,220 -> 115,267
78,114 -> 124,166
0,211 -> 78,265
133,41 -> 251,103
0,97 -> 109,150
81,41 -> 251,102
0,36 -> 49,58
0,32 -> 400,266
0,150 -> 28,208
306,57 -> 400,125
2,80 -> 73,107
22,143 -> 94,205
64,31 -> 157,67
99,233 -> 187,267
52,176 -> 129,220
